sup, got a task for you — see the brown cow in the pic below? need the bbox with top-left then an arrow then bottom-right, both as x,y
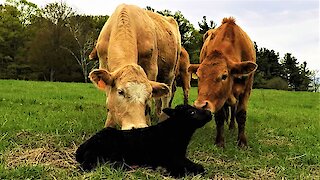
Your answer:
89,4 -> 181,130
170,47 -> 191,106
188,17 -> 257,147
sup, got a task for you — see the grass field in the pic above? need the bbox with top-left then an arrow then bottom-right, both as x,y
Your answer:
0,79 -> 319,179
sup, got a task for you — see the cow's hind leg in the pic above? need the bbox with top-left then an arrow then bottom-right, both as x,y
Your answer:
181,71 -> 191,105
169,80 -> 177,107
229,105 -> 237,130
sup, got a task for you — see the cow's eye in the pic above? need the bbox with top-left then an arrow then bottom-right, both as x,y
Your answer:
222,74 -> 228,80
117,89 -> 125,96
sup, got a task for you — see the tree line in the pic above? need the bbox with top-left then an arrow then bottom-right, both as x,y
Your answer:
0,0 -> 318,91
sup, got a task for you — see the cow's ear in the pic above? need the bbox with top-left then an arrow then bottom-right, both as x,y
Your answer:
162,108 -> 175,117
89,69 -> 114,91
230,61 -> 257,76
89,47 -> 98,60
203,29 -> 215,42
203,31 -> 210,42
188,64 -> 200,79
149,81 -> 170,98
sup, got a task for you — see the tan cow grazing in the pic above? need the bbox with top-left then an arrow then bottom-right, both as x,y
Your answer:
170,47 -> 191,106
89,4 -> 181,130
188,17 -> 257,147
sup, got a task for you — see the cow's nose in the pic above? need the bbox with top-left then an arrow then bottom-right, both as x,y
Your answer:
194,100 -> 209,109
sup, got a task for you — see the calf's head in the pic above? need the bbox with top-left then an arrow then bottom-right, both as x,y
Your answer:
188,50 -> 257,112
163,104 -> 212,128
89,64 -> 170,129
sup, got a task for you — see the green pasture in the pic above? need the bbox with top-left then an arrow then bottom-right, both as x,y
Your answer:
0,80 -> 319,179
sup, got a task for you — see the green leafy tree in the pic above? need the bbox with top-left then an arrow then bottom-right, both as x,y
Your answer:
4,0 -> 39,25
0,3 -> 27,79
253,42 -> 287,89
198,16 -> 216,34
26,2 -> 80,81
281,53 -> 311,91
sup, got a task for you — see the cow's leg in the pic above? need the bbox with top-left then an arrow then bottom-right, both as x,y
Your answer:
236,95 -> 250,147
229,105 -> 237,130
155,99 -> 162,116
214,104 -> 228,147
236,108 -> 247,147
158,73 -> 174,121
181,72 -> 191,105
236,75 -> 254,147
169,79 -> 177,107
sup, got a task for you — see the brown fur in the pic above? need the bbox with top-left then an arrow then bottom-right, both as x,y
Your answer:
89,4 -> 180,129
170,47 -> 191,106
188,17 -> 257,147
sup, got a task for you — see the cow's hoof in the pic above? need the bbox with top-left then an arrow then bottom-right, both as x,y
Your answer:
215,139 -> 225,148
237,139 -> 247,148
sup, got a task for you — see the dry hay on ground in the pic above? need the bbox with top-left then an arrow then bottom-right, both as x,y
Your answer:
5,143 -> 78,169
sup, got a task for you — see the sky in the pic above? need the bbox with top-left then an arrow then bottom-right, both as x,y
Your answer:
2,0 -> 319,71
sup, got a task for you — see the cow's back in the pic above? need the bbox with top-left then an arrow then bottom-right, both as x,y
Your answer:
96,4 -> 157,71
145,11 -> 181,79
201,18 -> 256,65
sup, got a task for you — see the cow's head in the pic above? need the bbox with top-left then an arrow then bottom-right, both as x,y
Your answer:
188,50 -> 257,112
89,64 -> 170,129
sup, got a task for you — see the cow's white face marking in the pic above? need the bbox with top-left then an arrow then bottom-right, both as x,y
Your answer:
117,82 -> 150,104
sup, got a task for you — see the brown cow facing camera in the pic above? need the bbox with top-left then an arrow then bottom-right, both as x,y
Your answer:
188,17 -> 257,147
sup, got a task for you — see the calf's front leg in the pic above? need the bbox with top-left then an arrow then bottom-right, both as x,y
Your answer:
167,158 -> 204,177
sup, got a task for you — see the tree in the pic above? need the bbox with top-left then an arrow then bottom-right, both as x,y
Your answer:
310,70 -> 320,92
254,43 -> 284,89
198,16 -> 216,34
25,2 -> 80,81
61,15 -> 107,82
281,53 -> 311,91
4,0 -> 39,25
298,61 -> 312,91
0,3 -> 27,79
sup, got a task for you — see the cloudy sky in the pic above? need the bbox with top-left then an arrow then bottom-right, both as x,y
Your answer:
2,0 -> 319,71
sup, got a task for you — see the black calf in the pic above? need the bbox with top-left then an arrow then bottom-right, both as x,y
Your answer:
76,104 -> 212,177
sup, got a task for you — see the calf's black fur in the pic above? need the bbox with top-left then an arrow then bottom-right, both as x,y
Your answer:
76,104 -> 212,177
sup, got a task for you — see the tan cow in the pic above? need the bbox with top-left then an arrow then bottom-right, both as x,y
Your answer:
170,47 -> 191,106
188,17 -> 257,147
89,4 -> 181,130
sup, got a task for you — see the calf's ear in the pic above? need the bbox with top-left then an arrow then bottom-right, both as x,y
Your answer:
162,108 -> 175,117
188,64 -> 200,79
230,61 -> 257,76
89,69 -> 114,91
149,81 -> 170,98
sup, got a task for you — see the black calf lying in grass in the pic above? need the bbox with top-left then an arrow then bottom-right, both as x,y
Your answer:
76,104 -> 212,177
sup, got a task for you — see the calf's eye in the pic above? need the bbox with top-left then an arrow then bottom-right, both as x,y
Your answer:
190,110 -> 195,115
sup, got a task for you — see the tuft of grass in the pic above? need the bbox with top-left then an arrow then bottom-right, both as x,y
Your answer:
0,80 -> 319,179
